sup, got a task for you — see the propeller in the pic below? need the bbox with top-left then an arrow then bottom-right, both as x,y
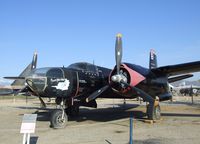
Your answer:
26,79 -> 46,108
14,85 -> 28,96
120,81 -> 158,106
115,33 -> 123,75
111,33 -> 128,84
86,85 -> 110,102
86,33 -> 123,102
87,33 -> 158,106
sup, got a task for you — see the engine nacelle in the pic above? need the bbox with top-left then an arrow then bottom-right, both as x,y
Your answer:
109,64 -> 145,95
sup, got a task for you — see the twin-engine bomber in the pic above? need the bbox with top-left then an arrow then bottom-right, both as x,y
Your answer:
5,34 -> 200,128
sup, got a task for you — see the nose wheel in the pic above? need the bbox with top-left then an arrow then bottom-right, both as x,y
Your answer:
50,98 -> 68,128
50,109 -> 68,129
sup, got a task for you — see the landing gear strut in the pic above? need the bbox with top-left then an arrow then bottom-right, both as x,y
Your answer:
146,103 -> 161,120
50,98 -> 80,128
50,98 -> 68,129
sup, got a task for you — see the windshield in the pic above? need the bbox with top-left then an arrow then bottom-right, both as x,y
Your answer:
31,68 -> 51,77
46,68 -> 64,78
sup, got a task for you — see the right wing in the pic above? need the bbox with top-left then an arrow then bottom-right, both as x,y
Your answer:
152,61 -> 200,77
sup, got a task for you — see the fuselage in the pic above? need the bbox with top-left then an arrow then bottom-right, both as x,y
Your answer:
26,63 -> 110,99
25,62 -> 171,102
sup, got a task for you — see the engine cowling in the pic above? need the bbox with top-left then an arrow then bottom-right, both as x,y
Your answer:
109,64 -> 145,94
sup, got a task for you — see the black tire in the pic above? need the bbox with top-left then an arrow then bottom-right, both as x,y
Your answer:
50,110 -> 68,129
147,104 -> 161,120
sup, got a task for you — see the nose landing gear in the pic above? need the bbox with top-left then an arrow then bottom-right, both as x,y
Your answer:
50,98 -> 68,128
50,98 -> 80,128
50,109 -> 68,128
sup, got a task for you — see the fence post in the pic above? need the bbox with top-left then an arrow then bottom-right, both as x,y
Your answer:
129,117 -> 133,144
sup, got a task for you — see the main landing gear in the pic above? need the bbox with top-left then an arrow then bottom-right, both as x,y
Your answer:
50,98 -> 80,129
146,100 -> 161,120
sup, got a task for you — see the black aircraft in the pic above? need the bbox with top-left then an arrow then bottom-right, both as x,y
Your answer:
5,56 -> 113,128
5,34 -> 200,128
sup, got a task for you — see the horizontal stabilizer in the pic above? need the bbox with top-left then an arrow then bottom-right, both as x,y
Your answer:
168,74 -> 193,83
4,76 -> 25,80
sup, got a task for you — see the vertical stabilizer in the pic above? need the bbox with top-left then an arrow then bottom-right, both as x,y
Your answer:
149,49 -> 157,69
11,52 -> 38,86
31,51 -> 37,70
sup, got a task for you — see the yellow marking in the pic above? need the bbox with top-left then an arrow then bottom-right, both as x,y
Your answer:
154,100 -> 159,106
116,33 -> 122,38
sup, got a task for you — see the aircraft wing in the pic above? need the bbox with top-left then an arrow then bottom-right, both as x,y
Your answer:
152,61 -> 200,76
168,74 -> 193,83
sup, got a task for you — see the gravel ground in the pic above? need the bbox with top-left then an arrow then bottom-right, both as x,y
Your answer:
0,96 -> 199,144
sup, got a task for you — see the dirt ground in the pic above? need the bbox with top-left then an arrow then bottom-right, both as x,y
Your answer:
0,96 -> 199,144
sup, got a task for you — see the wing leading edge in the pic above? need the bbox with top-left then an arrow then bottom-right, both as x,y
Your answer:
152,61 -> 200,76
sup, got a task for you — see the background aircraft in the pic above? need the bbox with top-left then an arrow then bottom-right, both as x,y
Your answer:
171,81 -> 200,96
5,34 -> 200,128
0,52 -> 37,95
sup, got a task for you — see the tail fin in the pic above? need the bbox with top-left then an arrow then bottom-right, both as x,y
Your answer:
31,51 -> 37,70
11,52 -> 38,86
149,49 -> 157,69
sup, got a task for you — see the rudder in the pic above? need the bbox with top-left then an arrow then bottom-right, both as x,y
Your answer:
149,49 -> 157,69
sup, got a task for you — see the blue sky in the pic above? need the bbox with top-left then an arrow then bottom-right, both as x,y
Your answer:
0,0 -> 200,80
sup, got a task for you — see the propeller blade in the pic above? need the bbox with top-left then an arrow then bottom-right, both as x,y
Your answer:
120,81 -> 155,104
86,85 -> 110,102
115,33 -> 123,74
26,78 -> 46,108
38,96 -> 46,108
14,85 -> 28,96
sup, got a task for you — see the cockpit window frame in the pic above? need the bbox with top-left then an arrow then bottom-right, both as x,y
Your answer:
31,67 -> 65,78
46,68 -> 65,78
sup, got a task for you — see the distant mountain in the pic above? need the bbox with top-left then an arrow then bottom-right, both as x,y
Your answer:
171,80 -> 200,87
0,77 -> 12,86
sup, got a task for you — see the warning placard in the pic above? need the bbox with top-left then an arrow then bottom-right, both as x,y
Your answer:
20,114 -> 37,134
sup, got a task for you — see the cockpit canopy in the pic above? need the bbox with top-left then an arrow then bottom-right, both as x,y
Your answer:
68,62 -> 97,72
30,68 -> 64,78
26,68 -> 66,96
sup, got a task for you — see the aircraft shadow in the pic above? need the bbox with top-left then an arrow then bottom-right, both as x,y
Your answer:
16,103 -> 200,125
170,101 -> 200,106
15,106 -> 48,110
30,136 -> 39,144
162,113 -> 200,118
34,103 -> 147,123
74,104 -> 145,122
